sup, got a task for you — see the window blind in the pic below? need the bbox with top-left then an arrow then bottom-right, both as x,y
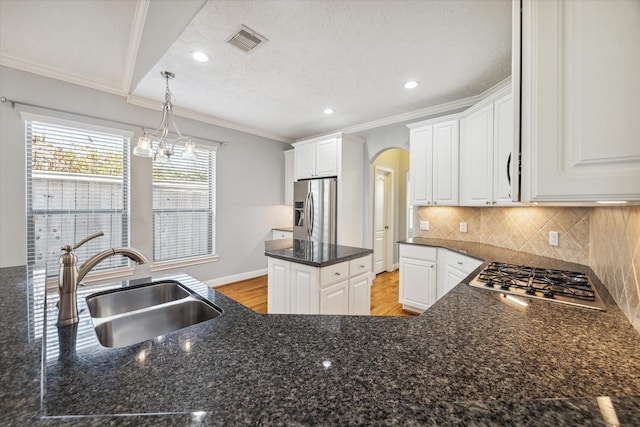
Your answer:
152,145 -> 216,262
26,120 -> 130,277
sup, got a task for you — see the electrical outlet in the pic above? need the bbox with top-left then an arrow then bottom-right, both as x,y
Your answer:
419,220 -> 430,231
549,231 -> 559,246
459,222 -> 467,233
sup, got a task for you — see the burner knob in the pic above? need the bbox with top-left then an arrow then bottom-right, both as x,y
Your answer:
500,284 -> 511,290
525,287 -> 536,295
542,289 -> 554,298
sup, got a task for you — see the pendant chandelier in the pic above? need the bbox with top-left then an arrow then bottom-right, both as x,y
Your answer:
133,71 -> 196,162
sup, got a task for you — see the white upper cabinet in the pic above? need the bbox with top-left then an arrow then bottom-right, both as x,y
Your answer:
515,0 -> 640,202
460,90 -> 518,206
294,137 -> 338,180
408,118 -> 459,206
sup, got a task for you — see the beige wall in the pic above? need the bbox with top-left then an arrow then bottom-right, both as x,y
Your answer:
415,205 -> 640,334
590,206 -> 640,333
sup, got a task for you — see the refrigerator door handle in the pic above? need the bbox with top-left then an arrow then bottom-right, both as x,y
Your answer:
308,192 -> 314,238
305,191 -> 312,238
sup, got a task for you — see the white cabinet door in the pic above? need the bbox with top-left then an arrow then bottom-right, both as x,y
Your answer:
314,138 -> 338,177
295,143 -> 315,180
267,258 -> 290,313
284,149 -> 294,205
432,120 -> 459,205
348,273 -> 370,315
518,0 -> 640,202
441,264 -> 466,300
291,263 -> 319,314
320,280 -> 349,315
409,125 -> 433,205
460,104 -> 494,206
399,257 -> 436,312
493,93 -> 517,205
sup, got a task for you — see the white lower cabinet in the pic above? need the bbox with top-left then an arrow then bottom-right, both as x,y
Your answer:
399,245 -> 437,312
272,229 -> 293,240
399,244 -> 482,313
348,273 -> 371,315
267,254 -> 372,315
320,280 -> 349,315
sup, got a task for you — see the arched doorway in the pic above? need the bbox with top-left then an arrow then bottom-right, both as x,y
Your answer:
369,148 -> 410,275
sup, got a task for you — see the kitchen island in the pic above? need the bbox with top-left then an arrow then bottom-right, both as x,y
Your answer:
2,239 -> 640,426
265,239 -> 373,315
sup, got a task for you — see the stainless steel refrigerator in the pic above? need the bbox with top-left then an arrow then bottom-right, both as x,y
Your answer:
293,178 -> 337,244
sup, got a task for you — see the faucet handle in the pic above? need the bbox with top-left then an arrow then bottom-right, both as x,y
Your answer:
61,232 -> 105,252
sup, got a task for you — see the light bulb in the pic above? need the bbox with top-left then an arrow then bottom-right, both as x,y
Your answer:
133,134 -> 153,157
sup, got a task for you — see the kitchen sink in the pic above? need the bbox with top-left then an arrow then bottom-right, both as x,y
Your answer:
86,281 -> 222,348
86,281 -> 190,317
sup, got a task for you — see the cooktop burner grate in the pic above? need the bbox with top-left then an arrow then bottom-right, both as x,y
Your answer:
470,262 -> 606,310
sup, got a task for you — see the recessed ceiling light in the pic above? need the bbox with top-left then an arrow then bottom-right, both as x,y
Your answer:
404,81 -> 419,89
191,51 -> 210,62
324,108 -> 334,115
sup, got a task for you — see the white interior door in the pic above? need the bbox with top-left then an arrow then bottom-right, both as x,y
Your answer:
374,168 -> 389,274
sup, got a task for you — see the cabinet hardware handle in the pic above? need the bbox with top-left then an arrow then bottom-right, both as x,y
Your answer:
457,261 -> 463,265
485,201 -> 490,205
507,152 -> 512,186
434,201 -> 438,205
492,201 -> 497,205
334,272 -> 341,276
359,265 -> 365,269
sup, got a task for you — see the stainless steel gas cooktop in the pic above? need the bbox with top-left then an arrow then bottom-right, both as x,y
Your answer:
470,261 -> 606,311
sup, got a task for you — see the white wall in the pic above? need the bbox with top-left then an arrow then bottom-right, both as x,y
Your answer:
0,66 -> 291,284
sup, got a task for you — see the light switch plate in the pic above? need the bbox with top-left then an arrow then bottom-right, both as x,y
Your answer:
419,220 -> 430,231
459,222 -> 467,233
549,231 -> 559,246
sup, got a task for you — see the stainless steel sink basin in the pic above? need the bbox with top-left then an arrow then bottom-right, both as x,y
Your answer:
86,280 -> 190,317
86,281 -> 222,348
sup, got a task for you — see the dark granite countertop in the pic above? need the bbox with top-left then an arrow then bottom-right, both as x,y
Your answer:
264,238 -> 373,267
2,239 -> 640,426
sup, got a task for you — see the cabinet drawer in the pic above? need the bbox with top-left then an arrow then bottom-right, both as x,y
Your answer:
272,230 -> 293,240
320,261 -> 349,288
399,244 -> 437,261
446,251 -> 482,275
349,255 -> 372,276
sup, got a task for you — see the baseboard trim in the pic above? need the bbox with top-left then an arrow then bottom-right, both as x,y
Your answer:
205,268 -> 268,288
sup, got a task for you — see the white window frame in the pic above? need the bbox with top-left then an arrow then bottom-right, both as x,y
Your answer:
149,144 -> 218,270
23,113 -> 134,285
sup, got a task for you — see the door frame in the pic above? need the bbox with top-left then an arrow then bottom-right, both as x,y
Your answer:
372,165 -> 394,274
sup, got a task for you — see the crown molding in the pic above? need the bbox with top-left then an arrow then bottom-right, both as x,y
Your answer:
0,55 -> 126,96
126,95 -> 293,143
338,94 -> 481,136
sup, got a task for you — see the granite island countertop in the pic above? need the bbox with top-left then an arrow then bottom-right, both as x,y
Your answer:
264,238 -> 373,267
2,239 -> 640,426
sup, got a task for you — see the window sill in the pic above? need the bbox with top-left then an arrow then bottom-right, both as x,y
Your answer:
46,267 -> 135,289
149,255 -> 219,272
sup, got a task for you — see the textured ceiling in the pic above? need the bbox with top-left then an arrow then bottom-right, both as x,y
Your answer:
1,0 -> 512,142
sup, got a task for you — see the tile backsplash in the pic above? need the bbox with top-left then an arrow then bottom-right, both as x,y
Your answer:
415,206 -> 590,265
415,205 -> 640,334
590,206 -> 640,333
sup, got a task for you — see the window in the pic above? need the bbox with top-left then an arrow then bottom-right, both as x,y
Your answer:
26,120 -> 130,277
152,144 -> 216,263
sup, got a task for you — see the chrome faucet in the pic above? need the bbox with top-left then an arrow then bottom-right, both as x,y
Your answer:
57,232 -> 149,326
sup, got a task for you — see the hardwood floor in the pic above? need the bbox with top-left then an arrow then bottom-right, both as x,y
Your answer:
214,269 -> 416,317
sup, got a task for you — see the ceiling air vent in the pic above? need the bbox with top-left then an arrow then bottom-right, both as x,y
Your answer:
227,25 -> 267,53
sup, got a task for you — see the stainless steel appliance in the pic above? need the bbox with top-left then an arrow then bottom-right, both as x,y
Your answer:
293,178 -> 337,244
469,261 -> 606,310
